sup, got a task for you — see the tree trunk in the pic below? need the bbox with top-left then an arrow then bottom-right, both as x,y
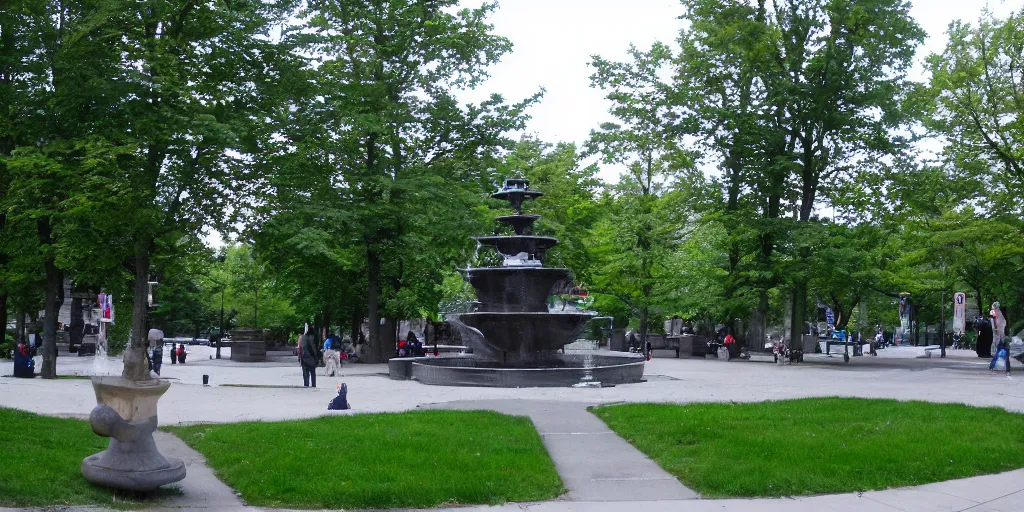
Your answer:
0,292 -> 7,341
366,249 -> 382,363
788,281 -> 807,352
37,217 -> 60,379
748,291 -> 768,352
639,306 -> 649,345
16,310 -> 25,344
350,309 -> 360,347
381,317 -> 396,360
323,309 -> 331,339
123,239 -> 152,381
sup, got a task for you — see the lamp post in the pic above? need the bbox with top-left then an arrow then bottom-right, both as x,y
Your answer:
940,257 -> 947,358
210,278 -> 225,360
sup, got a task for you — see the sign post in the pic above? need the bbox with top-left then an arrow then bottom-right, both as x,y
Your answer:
953,292 -> 966,351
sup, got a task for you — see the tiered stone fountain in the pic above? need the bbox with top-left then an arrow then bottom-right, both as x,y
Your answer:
389,179 -> 644,387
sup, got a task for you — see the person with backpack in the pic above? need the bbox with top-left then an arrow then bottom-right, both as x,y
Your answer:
723,330 -> 738,360
151,342 -> 163,376
299,333 -> 322,387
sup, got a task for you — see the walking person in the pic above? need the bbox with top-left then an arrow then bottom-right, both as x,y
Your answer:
176,343 -> 187,364
151,342 -> 163,376
299,333 -> 321,388
990,338 -> 1012,375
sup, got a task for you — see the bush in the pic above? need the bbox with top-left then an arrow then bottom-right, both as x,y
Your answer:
0,332 -> 15,359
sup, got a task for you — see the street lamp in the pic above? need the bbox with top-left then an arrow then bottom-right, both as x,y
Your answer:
210,278 -> 226,360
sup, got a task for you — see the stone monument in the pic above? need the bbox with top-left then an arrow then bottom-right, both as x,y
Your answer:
81,328 -> 185,491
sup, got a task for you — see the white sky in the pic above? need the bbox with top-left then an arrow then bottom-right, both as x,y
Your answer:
457,0 -> 1021,183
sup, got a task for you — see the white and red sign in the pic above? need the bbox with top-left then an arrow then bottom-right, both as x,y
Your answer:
953,292 -> 966,335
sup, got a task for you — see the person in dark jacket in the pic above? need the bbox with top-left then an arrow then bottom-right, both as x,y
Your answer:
151,343 -> 163,376
328,382 -> 350,410
977,315 -> 993,358
300,333 -> 322,387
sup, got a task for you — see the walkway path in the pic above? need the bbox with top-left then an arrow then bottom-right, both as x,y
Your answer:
5,347 -> 1024,510
426,400 -> 698,501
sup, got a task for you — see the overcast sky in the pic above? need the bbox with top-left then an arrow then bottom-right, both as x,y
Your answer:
457,0 -> 1021,183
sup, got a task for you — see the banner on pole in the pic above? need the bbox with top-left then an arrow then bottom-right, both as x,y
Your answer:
98,294 -> 114,323
953,292 -> 966,335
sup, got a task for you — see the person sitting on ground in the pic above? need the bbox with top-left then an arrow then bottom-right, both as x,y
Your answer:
327,382 -> 350,410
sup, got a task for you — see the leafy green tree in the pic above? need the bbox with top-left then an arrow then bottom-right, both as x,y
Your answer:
55,0 -> 298,379
587,43 -> 705,343
274,0 -> 536,361
924,8 -> 1024,203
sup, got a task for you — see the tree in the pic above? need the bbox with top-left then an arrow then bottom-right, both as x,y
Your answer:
58,0 -> 298,379
587,43 -> 704,343
924,9 -> 1024,203
275,0 -> 536,361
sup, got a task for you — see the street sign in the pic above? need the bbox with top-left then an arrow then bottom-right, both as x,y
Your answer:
953,292 -> 966,335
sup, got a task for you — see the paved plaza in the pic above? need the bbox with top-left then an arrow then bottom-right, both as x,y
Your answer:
3,345 -> 1024,511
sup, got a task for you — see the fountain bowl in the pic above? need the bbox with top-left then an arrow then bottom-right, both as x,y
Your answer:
458,311 -> 595,364
390,352 -> 646,387
460,267 -> 570,312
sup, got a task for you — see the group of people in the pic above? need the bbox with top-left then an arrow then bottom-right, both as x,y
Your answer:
148,343 -> 187,376
396,331 -> 426,357
295,331 -> 351,410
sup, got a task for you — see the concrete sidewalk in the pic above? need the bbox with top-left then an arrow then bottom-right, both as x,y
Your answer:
426,400 -> 698,502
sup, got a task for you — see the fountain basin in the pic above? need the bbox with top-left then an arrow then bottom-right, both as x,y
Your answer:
491,189 -> 543,213
460,267 -> 570,312
459,311 -> 595,363
496,214 -> 540,235
390,353 -> 646,387
474,235 -> 559,263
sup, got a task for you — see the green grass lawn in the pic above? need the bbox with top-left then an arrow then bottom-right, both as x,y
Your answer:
592,398 -> 1024,498
0,408 -> 156,508
168,410 -> 564,509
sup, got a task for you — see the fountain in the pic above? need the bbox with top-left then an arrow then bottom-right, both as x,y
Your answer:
389,178 -> 645,387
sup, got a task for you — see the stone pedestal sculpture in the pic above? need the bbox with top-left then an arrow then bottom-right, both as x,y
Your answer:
81,329 -> 185,491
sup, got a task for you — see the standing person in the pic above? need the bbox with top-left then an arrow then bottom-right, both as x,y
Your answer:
300,333 -> 321,388
177,343 -> 187,364
723,330 -> 739,360
170,339 -> 177,364
990,337 -> 1012,375
977,314 -> 994,358
151,342 -> 163,376
991,302 -> 1007,355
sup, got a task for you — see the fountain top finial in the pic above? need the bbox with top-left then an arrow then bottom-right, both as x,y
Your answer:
492,177 -> 543,214
502,178 -> 530,191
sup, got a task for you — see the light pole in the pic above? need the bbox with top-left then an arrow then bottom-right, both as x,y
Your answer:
940,257 -> 947,358
210,279 -> 225,360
